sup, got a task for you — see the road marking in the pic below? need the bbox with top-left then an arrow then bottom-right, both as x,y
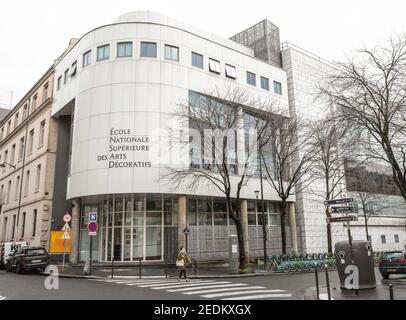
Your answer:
183,286 -> 266,295
115,279 -> 181,285
139,280 -> 217,288
202,289 -> 287,298
152,281 -> 230,290
167,283 -> 248,292
222,293 -> 292,300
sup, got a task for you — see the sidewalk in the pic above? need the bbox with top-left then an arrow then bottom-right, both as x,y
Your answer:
302,274 -> 406,300
43,263 -> 273,279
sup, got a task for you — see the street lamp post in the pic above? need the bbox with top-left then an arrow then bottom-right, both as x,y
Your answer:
256,147 -> 268,270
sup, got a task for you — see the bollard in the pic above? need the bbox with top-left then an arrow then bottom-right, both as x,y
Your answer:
315,266 -> 320,300
325,268 -> 331,300
139,257 -> 142,279
164,260 -> 168,278
389,284 -> 394,300
111,256 -> 115,279
193,259 -> 197,275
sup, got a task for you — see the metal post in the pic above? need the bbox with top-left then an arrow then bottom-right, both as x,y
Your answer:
62,238 -> 66,271
89,235 -> 93,276
315,266 -> 320,300
111,256 -> 114,278
139,257 -> 142,279
164,260 -> 168,278
325,268 -> 331,300
389,284 -> 394,300
185,234 -> 188,252
258,148 -> 267,270
193,259 -> 197,275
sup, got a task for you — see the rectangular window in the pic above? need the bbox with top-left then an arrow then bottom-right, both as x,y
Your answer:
23,104 -> 28,119
24,170 -> 30,196
140,42 -> 157,58
7,120 -> 11,135
117,42 -> 133,58
70,61 -> 77,78
191,52 -> 203,69
21,212 -> 26,238
3,150 -> 8,172
11,215 -> 16,239
43,83 -> 49,100
164,45 -> 179,61
28,129 -> 34,154
381,235 -> 386,244
83,50 -> 91,67
14,113 -> 19,129
97,44 -> 110,61
209,58 -> 221,74
39,120 -> 45,147
0,127 -> 4,140
247,71 -> 256,86
32,95 -> 37,110
14,176 -> 20,201
32,209 -> 37,237
260,76 -> 270,90
6,180 -> 11,203
57,76 -> 62,90
273,81 -> 282,94
225,64 -> 237,79
18,137 -> 24,160
63,69 -> 69,84
35,164 -> 41,191
10,144 -> 15,164
394,234 -> 399,243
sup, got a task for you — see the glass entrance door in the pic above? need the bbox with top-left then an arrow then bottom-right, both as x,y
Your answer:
132,212 -> 144,260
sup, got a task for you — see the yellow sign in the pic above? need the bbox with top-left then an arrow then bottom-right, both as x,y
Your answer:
50,231 -> 71,253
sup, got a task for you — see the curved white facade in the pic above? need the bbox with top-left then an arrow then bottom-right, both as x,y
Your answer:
53,11 -> 289,202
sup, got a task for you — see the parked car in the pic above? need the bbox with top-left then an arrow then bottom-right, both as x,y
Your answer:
0,241 -> 28,269
5,246 -> 49,274
379,251 -> 406,279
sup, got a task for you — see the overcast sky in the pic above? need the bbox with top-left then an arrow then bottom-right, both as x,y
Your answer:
1,0 -> 405,107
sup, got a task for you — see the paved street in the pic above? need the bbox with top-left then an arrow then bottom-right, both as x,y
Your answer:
0,269 -> 338,300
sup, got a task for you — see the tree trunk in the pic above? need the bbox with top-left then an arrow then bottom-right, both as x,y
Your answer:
280,201 -> 287,254
233,217 -> 247,269
326,207 -> 332,253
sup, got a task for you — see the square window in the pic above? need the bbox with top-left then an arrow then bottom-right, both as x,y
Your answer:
164,45 -> 179,61
140,42 -> 157,58
117,42 -> 133,58
260,76 -> 270,90
273,81 -> 282,94
209,58 -> 221,74
225,64 -> 237,79
247,71 -> 256,86
97,44 -> 110,61
83,50 -> 91,67
191,52 -> 203,68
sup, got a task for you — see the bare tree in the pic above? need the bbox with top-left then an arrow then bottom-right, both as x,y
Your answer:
162,87 -> 280,269
260,113 -> 315,254
307,114 -> 359,253
319,34 -> 406,201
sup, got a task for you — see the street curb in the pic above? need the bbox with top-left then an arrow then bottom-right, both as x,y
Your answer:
40,272 -> 103,280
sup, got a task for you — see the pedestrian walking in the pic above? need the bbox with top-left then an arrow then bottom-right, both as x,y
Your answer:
176,246 -> 191,282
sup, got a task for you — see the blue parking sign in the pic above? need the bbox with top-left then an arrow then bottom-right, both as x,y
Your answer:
89,212 -> 97,221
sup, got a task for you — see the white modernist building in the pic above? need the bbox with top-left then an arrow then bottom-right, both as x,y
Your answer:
52,11 -> 297,264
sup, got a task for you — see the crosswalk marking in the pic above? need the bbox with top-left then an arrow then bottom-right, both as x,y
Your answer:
222,293 -> 292,300
139,280 -> 218,288
167,283 -> 248,292
202,289 -> 286,298
183,286 -> 266,295
89,278 -> 292,300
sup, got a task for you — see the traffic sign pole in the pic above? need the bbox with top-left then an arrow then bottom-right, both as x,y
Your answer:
62,237 -> 66,271
89,234 -> 93,276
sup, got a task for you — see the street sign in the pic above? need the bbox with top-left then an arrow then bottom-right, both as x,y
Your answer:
89,212 -> 97,221
89,232 -> 97,236
324,198 -> 354,206
62,233 -> 70,240
61,222 -> 71,231
88,221 -> 99,233
326,215 -> 358,223
183,226 -> 190,236
63,213 -> 71,223
331,206 -> 355,214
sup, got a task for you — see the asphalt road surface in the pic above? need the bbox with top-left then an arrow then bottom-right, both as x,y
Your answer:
0,269 -> 340,300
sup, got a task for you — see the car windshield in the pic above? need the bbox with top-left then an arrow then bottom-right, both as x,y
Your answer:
383,252 -> 402,259
25,249 -> 46,256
